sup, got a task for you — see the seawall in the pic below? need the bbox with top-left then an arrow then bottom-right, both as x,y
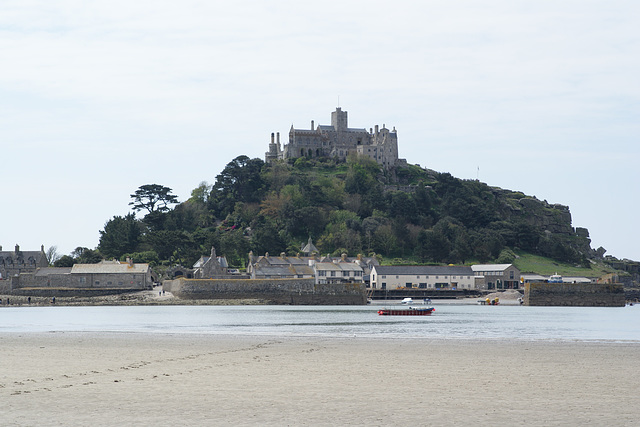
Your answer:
163,278 -> 367,305
524,282 -> 625,307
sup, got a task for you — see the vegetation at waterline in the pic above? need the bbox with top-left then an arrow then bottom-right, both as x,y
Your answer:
50,154 -> 608,275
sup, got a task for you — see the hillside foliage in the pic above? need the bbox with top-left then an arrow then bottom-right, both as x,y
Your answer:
95,155 -> 594,268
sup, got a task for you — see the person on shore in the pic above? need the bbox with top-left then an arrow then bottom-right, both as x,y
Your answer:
28,296 -> 31,304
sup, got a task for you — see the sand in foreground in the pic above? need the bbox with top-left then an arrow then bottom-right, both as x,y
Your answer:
1,333 -> 638,426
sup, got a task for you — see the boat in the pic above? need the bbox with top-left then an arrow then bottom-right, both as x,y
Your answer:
378,307 -> 435,316
549,273 -> 563,283
400,297 -> 413,304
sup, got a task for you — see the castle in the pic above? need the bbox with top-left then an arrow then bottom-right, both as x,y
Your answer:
265,107 -> 402,168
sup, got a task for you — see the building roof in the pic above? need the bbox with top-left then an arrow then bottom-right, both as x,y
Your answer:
252,264 -> 314,277
71,260 -> 150,274
314,262 -> 364,272
301,238 -> 319,255
471,264 -> 515,272
35,267 -> 72,276
373,265 -> 474,276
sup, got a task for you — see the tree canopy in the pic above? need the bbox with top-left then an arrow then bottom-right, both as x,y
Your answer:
129,184 -> 179,214
93,155 -> 592,268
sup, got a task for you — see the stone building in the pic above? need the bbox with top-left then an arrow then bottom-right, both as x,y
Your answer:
0,244 -> 49,280
193,247 -> 245,279
265,107 -> 402,169
9,259 -> 154,290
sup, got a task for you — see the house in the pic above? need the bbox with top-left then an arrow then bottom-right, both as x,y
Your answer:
370,265 -> 477,290
68,259 -> 154,289
248,252 -> 316,280
312,261 -> 364,284
471,264 -> 521,290
10,259 -> 155,290
247,250 -> 374,284
193,247 -> 243,279
0,244 -> 49,280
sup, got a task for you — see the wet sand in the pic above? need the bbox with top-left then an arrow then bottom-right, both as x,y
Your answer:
1,333 -> 638,426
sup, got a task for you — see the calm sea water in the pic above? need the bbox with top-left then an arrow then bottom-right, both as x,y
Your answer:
1,303 -> 638,342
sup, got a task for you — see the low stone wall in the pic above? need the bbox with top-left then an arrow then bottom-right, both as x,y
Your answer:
164,278 -> 367,305
524,283 -> 625,307
7,288 -> 141,298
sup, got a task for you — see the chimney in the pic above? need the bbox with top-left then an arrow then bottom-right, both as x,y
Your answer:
375,125 -> 379,134
276,132 -> 280,144
311,120 -> 314,130
270,132 -> 275,144
15,244 -> 20,254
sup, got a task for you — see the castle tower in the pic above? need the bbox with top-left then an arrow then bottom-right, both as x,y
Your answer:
331,107 -> 348,131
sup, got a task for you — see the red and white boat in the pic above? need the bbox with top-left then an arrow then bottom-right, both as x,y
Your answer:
377,307 -> 435,316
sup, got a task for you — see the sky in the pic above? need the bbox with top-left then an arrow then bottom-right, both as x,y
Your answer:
1,0 -> 638,261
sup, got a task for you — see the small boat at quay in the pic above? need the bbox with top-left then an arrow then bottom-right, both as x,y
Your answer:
378,307 -> 435,316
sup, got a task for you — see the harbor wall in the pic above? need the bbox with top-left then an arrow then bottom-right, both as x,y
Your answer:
524,282 -> 625,307
163,278 -> 367,305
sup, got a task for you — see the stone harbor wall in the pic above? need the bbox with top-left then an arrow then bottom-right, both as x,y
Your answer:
524,283 -> 625,307
164,278 -> 367,305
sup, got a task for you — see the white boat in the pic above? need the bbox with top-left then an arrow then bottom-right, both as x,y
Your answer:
549,273 -> 563,283
400,297 -> 413,304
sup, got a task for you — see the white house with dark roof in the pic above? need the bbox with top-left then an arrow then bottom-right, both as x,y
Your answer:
312,261 -> 364,284
370,265 -> 478,290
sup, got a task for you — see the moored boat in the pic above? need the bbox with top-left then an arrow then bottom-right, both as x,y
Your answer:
377,307 -> 435,316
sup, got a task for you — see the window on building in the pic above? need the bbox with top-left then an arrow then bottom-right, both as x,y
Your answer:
79,277 -> 86,284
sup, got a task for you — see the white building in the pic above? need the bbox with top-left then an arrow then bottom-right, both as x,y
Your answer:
370,265 -> 478,290
313,261 -> 364,284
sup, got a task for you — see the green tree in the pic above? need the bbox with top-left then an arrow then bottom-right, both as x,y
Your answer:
129,184 -> 179,214
210,156 -> 265,217
72,247 -> 103,264
54,255 -> 75,267
98,213 -> 143,259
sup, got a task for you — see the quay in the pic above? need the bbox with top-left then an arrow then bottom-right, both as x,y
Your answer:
367,289 -> 481,301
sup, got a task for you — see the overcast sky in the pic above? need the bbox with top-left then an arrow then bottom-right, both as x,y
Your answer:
1,1 -> 638,262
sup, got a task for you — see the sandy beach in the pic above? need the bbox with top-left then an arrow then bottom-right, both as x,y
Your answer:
1,333 -> 638,426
